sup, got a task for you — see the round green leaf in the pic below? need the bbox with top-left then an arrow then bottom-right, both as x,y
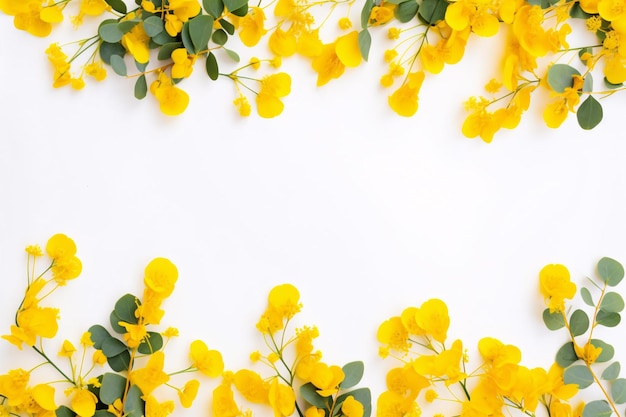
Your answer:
101,337 -> 128,358
581,287 -> 595,306
583,400 -> 613,417
99,41 -> 126,65
300,382 -> 329,409
556,342 -> 579,367
143,15 -> 164,36
56,406 -> 77,417
547,64 -> 580,93
117,20 -> 140,34
100,373 -> 127,405
601,362 -> 621,381
204,0 -> 224,18
114,294 -> 139,324
206,52 -> 219,80
110,55 -> 128,76
577,95 -> 603,130
611,378 -> 626,404
157,42 -> 183,60
597,310 -> 621,327
598,257 -> 624,286
110,311 -> 127,334
418,0 -> 447,24
124,385 -> 145,417
543,308 -> 565,330
137,331 -> 163,354
87,324 -> 112,349
592,339 -> 615,362
570,309 -> 590,336
564,365 -> 594,388
99,21 -> 124,44
108,350 -> 132,372
135,75 -> 147,100
212,29 -> 228,45
341,361 -> 365,389
189,14 -> 214,53
600,292 -> 625,313
395,0 -> 418,23
224,47 -> 240,62
603,77 -> 623,89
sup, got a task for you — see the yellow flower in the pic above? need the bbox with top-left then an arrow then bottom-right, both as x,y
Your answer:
310,362 -> 344,396
575,342 -> 603,365
79,0 -> 108,15
168,0 -> 201,21
539,264 -> 576,313
143,257 -> 179,298
25,245 -> 43,257
32,384 -> 57,411
51,255 -> 82,284
342,396 -> 364,417
212,382 -> 240,417
59,340 -> 77,357
268,378 -> 296,417
178,379 -> 200,408
415,299 -> 449,343
145,395 -> 175,417
130,351 -> 170,395
163,327 -> 180,338
119,322 -> 147,349
190,340 -> 224,377
267,283 -> 300,318
369,3 -> 396,25
478,337 -> 521,367
93,349 -> 107,365
305,407 -> 325,417
256,73 -> 292,118
0,369 -> 30,406
121,20 -> 150,64
234,370 -> 269,403
339,17 -> 352,29
269,27 -> 297,57
377,316 -> 409,352
46,234 -> 77,259
234,95 -> 252,117
335,31 -> 363,68
171,48 -> 195,79
388,71 -> 425,117
4,306 -> 60,348
385,365 -> 429,399
71,388 -> 98,417
238,7 -> 266,46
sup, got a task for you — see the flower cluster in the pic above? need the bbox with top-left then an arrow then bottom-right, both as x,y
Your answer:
1,0 -> 625,137
376,256 -> 625,417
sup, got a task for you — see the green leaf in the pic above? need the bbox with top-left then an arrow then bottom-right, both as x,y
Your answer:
212,29 -> 228,45
341,361 -> 365,389
361,0 -> 374,28
224,47 -> 240,62
100,373 -> 127,405
181,22 -> 194,54
117,20 -> 140,34
93,412 -> 116,417
110,55 -> 127,76
577,95 -> 603,130
152,29 -> 177,45
582,400 -> 613,417
603,77 -> 623,89
598,257 -> 624,286
581,287 -> 595,306
578,47 -> 593,65
337,388 -> 372,417
547,64 -> 580,93
110,311 -> 127,334
597,310 -> 621,327
135,75 -> 147,100
543,308 -> 565,330
100,41 -> 126,65
600,292 -> 625,313
229,3 -> 248,16
358,29 -> 371,61
556,342 -> 579,368
204,0 -> 224,18
99,21 -> 124,43
56,406 -> 77,417
143,15 -> 164,36
124,385 -> 145,417
189,14 -> 214,53
395,0 -> 418,23
87,325 -> 112,349
570,309 -> 590,337
158,42 -> 183,60
592,339 -> 615,362
114,294 -> 139,324
583,73 -> 593,92
223,0 -> 247,13
300,383 -> 330,409
612,378 -> 626,404
220,18 -> 235,34
526,0 -> 550,8
206,52 -> 219,80
108,351 -> 132,372
564,365 -> 594,388
137,332 -> 163,354
418,0 -> 447,24
101,337 -> 128,358
602,362 -> 621,381
135,60 -> 148,72
570,2 -> 592,18
105,0 -> 127,13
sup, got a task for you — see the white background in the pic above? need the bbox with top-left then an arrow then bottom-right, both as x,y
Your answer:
1,11 -> 626,417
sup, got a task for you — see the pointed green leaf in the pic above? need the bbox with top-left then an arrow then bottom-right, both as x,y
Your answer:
547,64 -> 580,93
229,3 -> 248,16
124,385 -> 145,417
117,20 -> 140,34
135,75 -> 147,100
600,292 -> 625,313
598,257 -> 624,286
358,29 -> 371,61
395,0 -> 418,22
220,18 -> 235,34
592,339 -> 615,362
143,15 -> 164,36
597,310 -> 621,327
56,406 -> 77,417
223,0 -> 247,12
603,77 -> 623,89
108,350 -> 132,372
300,382 -> 330,409
602,362 -> 620,381
582,400 -> 612,417
581,287 -> 595,306
110,54 -> 127,76
206,52 -> 219,80
100,41 -> 126,65
158,42 -> 183,60
570,309 -> 590,337
100,373 -> 127,405
611,378 -> 626,404
101,337 -> 128,358
577,95 -> 603,130
137,332 -> 164,354
341,361 -> 365,389
556,342 -> 579,368
543,308 -> 565,330
564,365 -> 594,388
418,0 -> 447,24
87,325 -> 112,349
204,0 -> 225,17
105,0 -> 127,13
361,0 -> 374,28
181,22 -> 194,54
583,73 -> 593,92
189,14 -> 214,53
224,47 -> 240,62
99,21 -> 124,43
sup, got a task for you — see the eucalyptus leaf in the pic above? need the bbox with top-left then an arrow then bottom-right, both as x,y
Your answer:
583,73 -> 593,92
591,339 -> 615,362
101,337 -> 128,358
556,342 -> 579,368
137,331 -> 163,354
582,400 -> 612,417
124,385 -> 145,417
223,0 -> 247,12
224,47 -> 240,62
229,3 -> 248,16
87,325 -> 112,349
212,29 -> 228,45
56,406 -> 77,417
361,0 -> 374,28
93,411 -> 116,417
418,0 -> 447,25
358,29 -> 371,61
189,14 -> 214,53
395,0 -> 418,23
220,18 -> 235,35
543,308 -> 565,330
110,311 -> 127,334
158,42 -> 183,60
108,351 -> 132,372
603,77 -> 623,89
341,361 -> 365,389
100,41 -> 126,65
577,95 -> 603,130
105,0 -> 127,14
564,365 -> 594,388
601,292 -> 625,313
598,257 -> 624,286
204,0 -> 225,18
570,309 -> 590,337
547,64 -> 580,93
110,55 -> 127,77
143,15 -> 164,37
612,378 -> 626,404
114,294 -> 139,324
135,75 -> 147,100
300,382 -> 329,409
117,20 -> 140,34
597,310 -> 621,327
336,388 -> 372,417
99,21 -> 124,44
206,52 -> 219,80
602,362 -> 621,381
581,287 -> 595,306
100,373 -> 127,405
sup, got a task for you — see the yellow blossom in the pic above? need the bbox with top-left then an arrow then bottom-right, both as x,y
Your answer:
59,340 -> 77,357
190,340 -> 224,377
212,381 -> 240,417
145,395 -> 175,417
179,379 -> 200,408
130,351 -> 170,395
46,233 -> 77,259
71,388 -> 98,417
342,396 -> 364,417
234,370 -> 269,403
310,362 -> 344,396
388,71 -> 425,117
256,73 -> 292,118
539,264 -> 576,312
238,7 -> 266,46
268,378 -> 296,417
575,342 -> 603,364
144,257 -> 179,298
